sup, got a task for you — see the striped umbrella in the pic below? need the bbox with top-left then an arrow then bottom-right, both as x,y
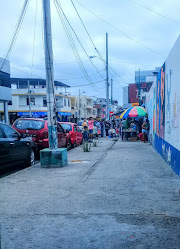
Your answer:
120,106 -> 146,119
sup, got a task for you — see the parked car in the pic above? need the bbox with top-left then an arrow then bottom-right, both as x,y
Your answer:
59,122 -> 83,148
0,122 -> 36,169
13,118 -> 70,151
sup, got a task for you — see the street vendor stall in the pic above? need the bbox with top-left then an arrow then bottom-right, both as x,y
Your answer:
120,106 -> 147,141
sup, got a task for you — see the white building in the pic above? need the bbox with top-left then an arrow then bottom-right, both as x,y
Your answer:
0,78 -> 72,122
0,58 -> 11,123
70,96 -> 97,121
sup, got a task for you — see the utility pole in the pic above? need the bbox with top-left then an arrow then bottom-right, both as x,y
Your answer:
111,78 -> 113,105
42,0 -> 58,150
106,33 -> 109,120
79,89 -> 81,121
139,68 -> 141,105
28,80 -> 32,117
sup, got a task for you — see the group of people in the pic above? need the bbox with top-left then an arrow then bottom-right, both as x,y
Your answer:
79,116 -> 150,143
80,118 -> 118,142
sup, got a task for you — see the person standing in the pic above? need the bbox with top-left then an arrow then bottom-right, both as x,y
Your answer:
100,121 -> 104,137
82,119 -> 88,142
105,121 -> 110,136
88,117 -> 94,140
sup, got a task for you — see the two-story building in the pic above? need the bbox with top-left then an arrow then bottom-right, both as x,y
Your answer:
0,78 -> 71,122
70,96 -> 97,122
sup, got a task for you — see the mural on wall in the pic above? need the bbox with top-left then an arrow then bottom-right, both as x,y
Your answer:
166,70 -> 171,134
156,63 -> 165,139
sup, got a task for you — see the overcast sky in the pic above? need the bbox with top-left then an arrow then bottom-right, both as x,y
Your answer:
0,0 -> 180,105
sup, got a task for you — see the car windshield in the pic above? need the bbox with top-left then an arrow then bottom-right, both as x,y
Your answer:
14,120 -> 45,130
61,124 -> 72,131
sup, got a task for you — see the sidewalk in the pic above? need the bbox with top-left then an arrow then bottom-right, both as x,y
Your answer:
0,138 -> 180,249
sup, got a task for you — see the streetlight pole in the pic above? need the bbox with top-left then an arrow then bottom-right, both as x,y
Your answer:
106,33 -> 109,120
42,0 -> 58,150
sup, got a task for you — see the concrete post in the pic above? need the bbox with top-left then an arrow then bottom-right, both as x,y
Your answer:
40,0 -> 67,168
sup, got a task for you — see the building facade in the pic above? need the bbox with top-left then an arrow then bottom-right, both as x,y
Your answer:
0,58 -> 11,123
70,96 -> 97,121
146,35 -> 180,176
0,78 -> 71,122
123,69 -> 158,109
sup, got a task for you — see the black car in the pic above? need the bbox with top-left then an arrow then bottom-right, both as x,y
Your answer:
0,122 -> 36,169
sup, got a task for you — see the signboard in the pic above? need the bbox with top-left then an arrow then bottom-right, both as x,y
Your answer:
132,103 -> 139,107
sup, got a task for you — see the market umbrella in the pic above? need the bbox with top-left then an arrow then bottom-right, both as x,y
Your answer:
120,106 -> 146,119
120,108 -> 132,119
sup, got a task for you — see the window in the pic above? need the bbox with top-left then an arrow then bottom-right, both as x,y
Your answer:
60,124 -> 72,131
43,97 -> 47,107
64,99 -> 66,106
14,120 -> 44,130
74,125 -> 78,132
0,124 -> 18,138
57,124 -> 64,133
68,99 -> 70,107
27,97 -> 35,106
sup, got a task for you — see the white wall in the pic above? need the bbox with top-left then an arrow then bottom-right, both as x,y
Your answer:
165,36 -> 180,151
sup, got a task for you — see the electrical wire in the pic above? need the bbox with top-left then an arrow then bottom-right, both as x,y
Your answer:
74,0 -> 166,58
54,0 -> 103,91
54,0 -> 97,90
31,0 -> 38,77
71,0 -> 130,87
129,0 -> 179,25
56,0 -> 106,82
0,0 -> 30,71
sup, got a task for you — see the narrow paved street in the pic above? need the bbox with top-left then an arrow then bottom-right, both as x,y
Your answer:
0,138 -> 180,249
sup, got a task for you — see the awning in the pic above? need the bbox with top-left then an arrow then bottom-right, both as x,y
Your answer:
17,111 -> 72,117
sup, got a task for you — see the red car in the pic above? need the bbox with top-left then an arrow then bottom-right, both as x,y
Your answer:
13,118 -> 71,151
59,122 -> 83,148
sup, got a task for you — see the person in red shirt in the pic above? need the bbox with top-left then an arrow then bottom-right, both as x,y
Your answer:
88,117 -> 94,140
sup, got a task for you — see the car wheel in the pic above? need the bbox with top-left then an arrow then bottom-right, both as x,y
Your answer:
67,139 -> 72,151
28,149 -> 35,166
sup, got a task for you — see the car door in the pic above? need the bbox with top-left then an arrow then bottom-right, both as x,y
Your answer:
74,125 -> 79,144
0,123 -> 28,165
57,123 -> 66,147
0,125 -> 11,168
77,126 -> 83,144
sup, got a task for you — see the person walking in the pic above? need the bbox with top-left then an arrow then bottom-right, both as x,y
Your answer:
105,121 -> 110,137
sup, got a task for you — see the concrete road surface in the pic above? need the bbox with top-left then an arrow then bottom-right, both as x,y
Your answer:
0,138 -> 180,249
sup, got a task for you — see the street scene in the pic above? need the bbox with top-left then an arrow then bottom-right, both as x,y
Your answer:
0,0 -> 180,248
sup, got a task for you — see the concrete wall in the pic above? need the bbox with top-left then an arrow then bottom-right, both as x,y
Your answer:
146,35 -> 180,176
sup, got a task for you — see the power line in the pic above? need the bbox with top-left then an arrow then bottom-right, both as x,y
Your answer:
74,0 -> 166,58
129,0 -> 179,24
31,0 -> 38,77
56,0 -> 106,83
54,0 -> 100,91
0,0 -> 30,71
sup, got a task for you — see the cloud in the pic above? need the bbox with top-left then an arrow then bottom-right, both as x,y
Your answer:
0,0 -> 180,105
